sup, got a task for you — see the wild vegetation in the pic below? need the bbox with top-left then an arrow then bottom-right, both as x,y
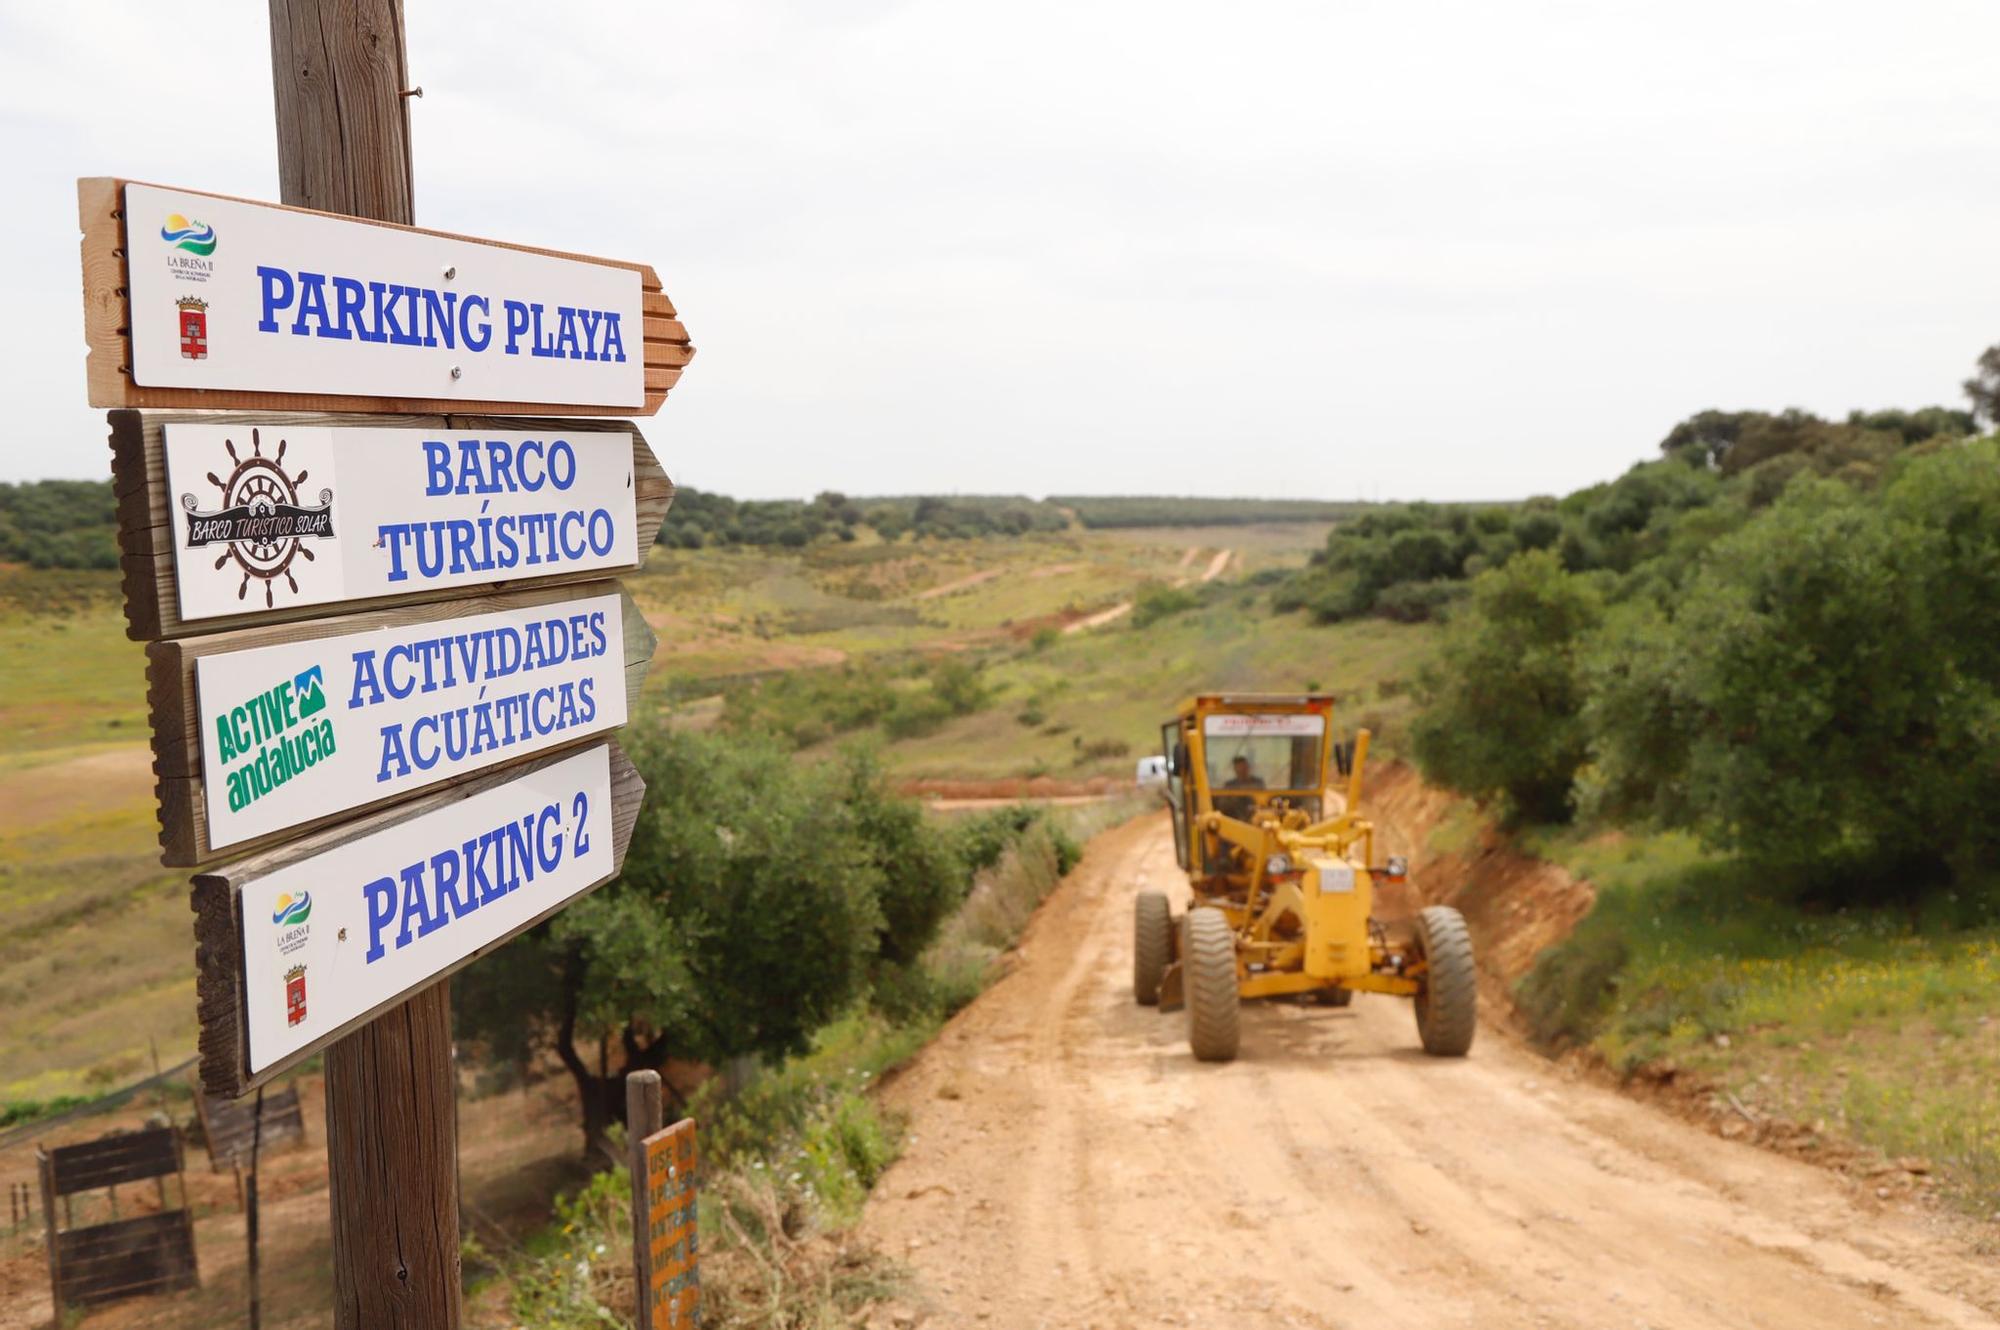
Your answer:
476,794 -> 1126,1329
1393,360 -> 2000,1209
0,479 -> 119,570
453,725 -> 1053,1157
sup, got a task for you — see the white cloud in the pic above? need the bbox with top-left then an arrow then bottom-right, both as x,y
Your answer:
4,1 -> 1997,499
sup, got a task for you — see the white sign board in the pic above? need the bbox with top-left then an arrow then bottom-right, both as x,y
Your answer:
161,422 -> 638,621
241,744 -> 614,1072
1203,713 -> 1326,737
125,183 -> 644,407
194,591 -> 627,850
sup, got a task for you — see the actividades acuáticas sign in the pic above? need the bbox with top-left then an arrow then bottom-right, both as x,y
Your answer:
163,422 -> 639,620
239,744 -> 616,1072
125,183 -> 644,407
194,590 -> 627,851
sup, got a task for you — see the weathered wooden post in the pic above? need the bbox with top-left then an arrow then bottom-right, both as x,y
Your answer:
262,5 -> 460,1323
626,1070 -> 664,1330
247,1084 -> 267,1330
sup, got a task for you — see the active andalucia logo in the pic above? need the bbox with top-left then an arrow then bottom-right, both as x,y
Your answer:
161,214 -> 217,255
272,891 -> 312,927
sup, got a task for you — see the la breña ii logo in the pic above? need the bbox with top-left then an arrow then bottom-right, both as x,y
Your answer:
161,213 -> 217,255
181,428 -> 335,607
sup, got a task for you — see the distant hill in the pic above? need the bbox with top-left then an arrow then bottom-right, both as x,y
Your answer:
1049,496 -> 1369,528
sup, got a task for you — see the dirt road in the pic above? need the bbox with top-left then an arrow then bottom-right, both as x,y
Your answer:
860,814 -> 2000,1330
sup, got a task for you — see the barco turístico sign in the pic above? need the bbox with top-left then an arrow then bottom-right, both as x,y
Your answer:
163,422 -> 639,620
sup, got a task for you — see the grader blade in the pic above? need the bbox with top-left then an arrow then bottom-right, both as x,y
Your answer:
1156,960 -> 1185,1012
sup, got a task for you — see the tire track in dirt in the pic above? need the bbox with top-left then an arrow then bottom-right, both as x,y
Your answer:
860,813 -> 2000,1330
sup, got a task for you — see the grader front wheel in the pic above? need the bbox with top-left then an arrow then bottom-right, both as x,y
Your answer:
1413,905 -> 1477,1057
1133,891 -> 1173,1005
1184,907 -> 1241,1062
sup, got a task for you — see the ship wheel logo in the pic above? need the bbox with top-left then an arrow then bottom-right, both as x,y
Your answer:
180,428 -> 336,608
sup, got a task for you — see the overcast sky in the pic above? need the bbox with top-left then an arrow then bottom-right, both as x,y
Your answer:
4,2 -> 1997,500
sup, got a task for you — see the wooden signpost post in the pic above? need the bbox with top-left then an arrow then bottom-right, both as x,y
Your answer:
79,2 -> 694,1323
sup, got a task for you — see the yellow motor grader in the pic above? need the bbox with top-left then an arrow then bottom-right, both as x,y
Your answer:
1136,693 -> 1476,1062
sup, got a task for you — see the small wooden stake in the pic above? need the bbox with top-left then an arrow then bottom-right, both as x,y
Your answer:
627,1071 -> 664,1330
248,1086 -> 265,1330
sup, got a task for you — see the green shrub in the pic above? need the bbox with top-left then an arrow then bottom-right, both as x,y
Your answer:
1131,582 -> 1200,628
930,658 -> 990,714
1371,578 -> 1467,623
1586,443 -> 2000,893
836,748 -> 968,968
1515,928 -> 1630,1049
1410,550 -> 1603,822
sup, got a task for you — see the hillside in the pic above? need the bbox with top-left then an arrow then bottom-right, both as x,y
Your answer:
0,518 -> 1392,1106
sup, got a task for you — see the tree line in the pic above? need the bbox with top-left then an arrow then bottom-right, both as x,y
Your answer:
0,481 -> 1385,571
0,480 -> 120,570
1274,405 -> 1978,626
1395,363 -> 2000,905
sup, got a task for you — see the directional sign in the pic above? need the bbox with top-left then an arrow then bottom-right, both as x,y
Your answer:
643,1120 -> 701,1329
192,743 -> 642,1096
79,178 -> 693,416
146,582 -> 657,865
109,410 -> 673,639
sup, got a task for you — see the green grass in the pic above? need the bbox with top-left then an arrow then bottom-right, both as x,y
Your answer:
0,600 -> 147,754
1517,822 -> 2000,1211
881,588 -> 1437,780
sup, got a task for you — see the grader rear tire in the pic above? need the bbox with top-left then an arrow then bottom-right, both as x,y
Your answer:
1133,891 -> 1172,1004
1414,905 -> 1477,1057
1184,907 -> 1241,1062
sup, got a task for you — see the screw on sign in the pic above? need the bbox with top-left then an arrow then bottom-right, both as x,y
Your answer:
645,1120 -> 701,1326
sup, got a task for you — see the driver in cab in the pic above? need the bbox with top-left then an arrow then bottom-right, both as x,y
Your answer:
1215,754 -> 1265,820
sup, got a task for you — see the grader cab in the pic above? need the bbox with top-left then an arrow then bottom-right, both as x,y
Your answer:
1135,693 -> 1476,1062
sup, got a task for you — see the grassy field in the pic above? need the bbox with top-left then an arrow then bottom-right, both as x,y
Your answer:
1515,822 -> 2000,1212
0,570 -> 179,1102
0,524 -> 1414,1102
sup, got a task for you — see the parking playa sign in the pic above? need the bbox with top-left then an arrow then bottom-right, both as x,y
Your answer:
124,183 -> 645,408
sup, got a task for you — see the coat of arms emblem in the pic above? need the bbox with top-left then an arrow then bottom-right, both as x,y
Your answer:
176,296 -> 209,360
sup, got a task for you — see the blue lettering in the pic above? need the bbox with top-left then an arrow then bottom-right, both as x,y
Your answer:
548,440 -> 576,490
503,299 -> 529,355
294,270 -> 331,338
332,277 -> 366,341
348,649 -> 384,708
363,876 -> 396,962
423,441 -> 452,496
256,266 -> 294,332
535,803 -> 563,872
460,294 -> 492,351
420,288 -> 457,349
